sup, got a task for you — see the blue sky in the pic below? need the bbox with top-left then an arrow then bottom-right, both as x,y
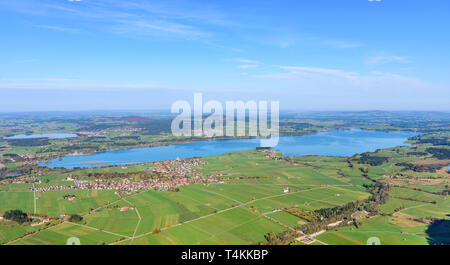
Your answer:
1,0 -> 449,112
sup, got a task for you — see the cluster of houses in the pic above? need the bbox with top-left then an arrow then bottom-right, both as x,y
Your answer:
31,158 -> 222,194
0,175 -> 42,186
265,150 -> 278,159
30,216 -> 51,227
150,158 -> 207,177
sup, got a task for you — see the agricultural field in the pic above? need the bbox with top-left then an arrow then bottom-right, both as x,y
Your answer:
1,149 -> 380,245
0,112 -> 449,245
35,189 -> 119,217
0,192 -> 34,213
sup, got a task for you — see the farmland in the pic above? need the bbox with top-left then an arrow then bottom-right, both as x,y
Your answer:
0,111 -> 449,245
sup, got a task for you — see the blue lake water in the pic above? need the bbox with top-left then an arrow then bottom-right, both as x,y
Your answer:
3,133 -> 78,140
39,129 -> 418,169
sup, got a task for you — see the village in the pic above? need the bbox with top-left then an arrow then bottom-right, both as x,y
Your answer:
30,158 -> 227,194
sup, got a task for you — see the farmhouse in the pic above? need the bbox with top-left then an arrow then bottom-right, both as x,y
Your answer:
283,187 -> 290,193
120,206 -> 135,212
63,194 -> 76,201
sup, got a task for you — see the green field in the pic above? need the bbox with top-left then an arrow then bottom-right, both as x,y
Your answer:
1,140 -> 449,245
36,190 -> 119,217
0,191 -> 34,213
11,222 -> 122,245
316,216 -> 431,245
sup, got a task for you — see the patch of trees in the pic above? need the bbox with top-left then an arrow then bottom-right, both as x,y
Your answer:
395,162 -> 442,173
353,153 -> 389,166
68,214 -> 83,222
4,209 -> 29,224
425,147 -> 450,160
410,135 -> 450,146
392,196 -> 436,204
111,136 -> 141,141
406,151 -> 428,156
285,208 -> 320,223
2,153 -> 20,158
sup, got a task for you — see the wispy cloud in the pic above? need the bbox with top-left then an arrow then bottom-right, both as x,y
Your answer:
3,0 -> 227,40
226,58 -> 260,69
111,19 -> 208,39
35,24 -> 81,33
252,64 -> 447,94
257,66 -> 358,81
226,58 -> 259,64
366,53 -> 411,65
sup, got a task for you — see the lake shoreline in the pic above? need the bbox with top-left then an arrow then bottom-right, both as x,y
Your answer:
38,128 -> 419,169
37,127 -> 419,162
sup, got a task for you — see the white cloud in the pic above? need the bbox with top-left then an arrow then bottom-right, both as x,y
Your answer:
366,54 -> 411,65
251,65 -> 449,110
111,19 -> 208,39
257,66 -> 358,81
226,58 -> 260,69
35,24 -> 81,33
3,0 -> 228,40
226,58 -> 259,64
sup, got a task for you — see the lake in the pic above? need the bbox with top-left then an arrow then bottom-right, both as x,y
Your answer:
3,133 -> 78,140
39,129 -> 418,169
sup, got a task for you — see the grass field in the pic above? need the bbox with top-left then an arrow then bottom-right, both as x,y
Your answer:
118,206 -> 286,245
0,220 -> 40,244
11,222 -> 122,245
2,146 -> 448,245
316,216 -> 431,245
0,191 -> 34,213
36,189 -> 119,217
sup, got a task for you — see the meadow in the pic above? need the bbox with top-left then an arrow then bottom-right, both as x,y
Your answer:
2,140 -> 449,245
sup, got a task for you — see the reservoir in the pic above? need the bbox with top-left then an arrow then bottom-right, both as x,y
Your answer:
3,133 -> 78,140
39,129 -> 418,169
